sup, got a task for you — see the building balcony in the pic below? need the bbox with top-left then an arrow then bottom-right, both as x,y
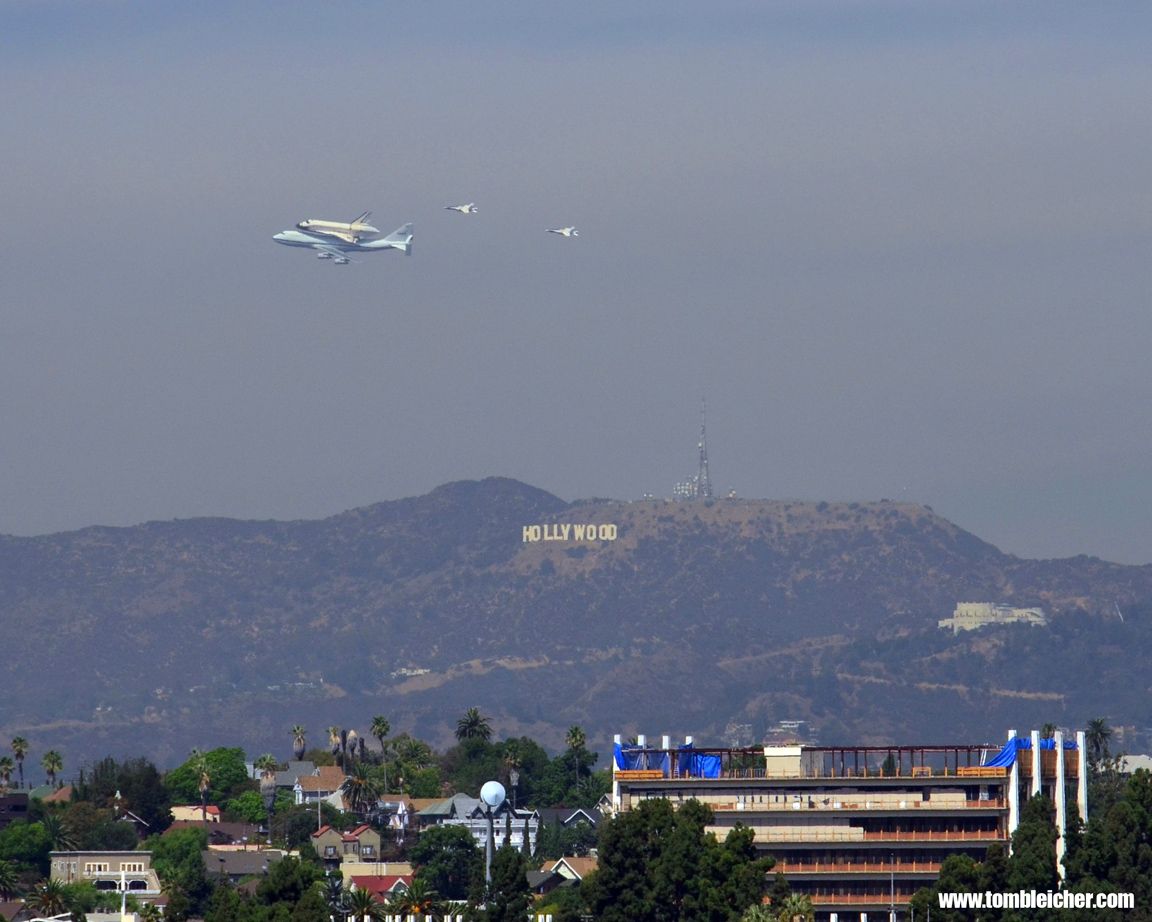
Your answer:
773,860 -> 943,876
708,798 -> 1005,813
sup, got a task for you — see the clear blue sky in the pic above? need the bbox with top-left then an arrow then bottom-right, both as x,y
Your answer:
2,1 -> 1151,563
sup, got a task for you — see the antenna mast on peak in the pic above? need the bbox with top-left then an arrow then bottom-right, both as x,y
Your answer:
696,397 -> 713,500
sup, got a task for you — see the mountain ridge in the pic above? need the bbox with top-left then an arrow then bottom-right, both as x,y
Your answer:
2,477 -> 1149,770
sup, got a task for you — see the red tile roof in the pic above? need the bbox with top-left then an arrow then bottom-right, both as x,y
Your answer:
350,874 -> 411,897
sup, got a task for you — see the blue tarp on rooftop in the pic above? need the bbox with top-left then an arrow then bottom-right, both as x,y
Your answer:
613,744 -> 671,775
982,736 -> 1078,768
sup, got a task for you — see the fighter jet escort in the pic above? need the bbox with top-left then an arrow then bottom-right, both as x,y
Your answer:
445,203 -> 478,214
295,211 -> 380,244
273,222 -> 414,265
546,226 -> 578,237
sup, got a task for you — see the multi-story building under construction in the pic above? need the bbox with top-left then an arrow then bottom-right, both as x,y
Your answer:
611,729 -> 1086,922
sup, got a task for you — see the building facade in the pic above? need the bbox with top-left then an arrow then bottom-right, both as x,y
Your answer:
612,730 -> 1085,922
50,850 -> 163,903
937,602 -> 1047,634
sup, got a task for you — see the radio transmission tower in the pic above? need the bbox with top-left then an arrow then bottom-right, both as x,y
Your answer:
696,398 -> 713,499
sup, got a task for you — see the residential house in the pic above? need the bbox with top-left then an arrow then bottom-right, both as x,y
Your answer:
171,805 -> 221,823
294,766 -> 347,810
167,820 -> 263,847
202,849 -> 284,884
545,856 -> 598,882
0,794 -> 29,832
348,874 -> 412,901
415,793 -> 539,854
50,851 -> 163,905
311,824 -> 382,868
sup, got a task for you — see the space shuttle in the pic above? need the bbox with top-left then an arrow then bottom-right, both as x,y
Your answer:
295,211 -> 381,244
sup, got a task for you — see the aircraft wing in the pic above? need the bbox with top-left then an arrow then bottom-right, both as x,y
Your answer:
314,244 -> 355,262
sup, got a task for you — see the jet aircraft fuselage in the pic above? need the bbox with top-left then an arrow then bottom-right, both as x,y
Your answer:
273,223 -> 413,264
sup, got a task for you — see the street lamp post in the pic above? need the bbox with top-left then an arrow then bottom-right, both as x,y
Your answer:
480,780 -> 507,887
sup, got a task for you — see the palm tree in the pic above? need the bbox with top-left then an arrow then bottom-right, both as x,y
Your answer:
1086,717 -> 1113,768
140,903 -> 163,922
11,738 -> 28,790
190,748 -> 211,822
29,878 -> 67,916
566,725 -> 588,789
291,725 -> 307,761
254,753 -> 279,778
455,707 -> 492,742
340,762 -> 381,816
386,879 -> 442,917
41,750 -> 63,787
776,892 -> 815,922
345,886 -> 383,922
0,757 -> 13,793
346,730 -> 359,766
370,716 -> 391,758
393,735 -> 433,769
0,859 -> 20,900
322,875 -> 349,921
40,813 -> 79,852
328,726 -> 342,756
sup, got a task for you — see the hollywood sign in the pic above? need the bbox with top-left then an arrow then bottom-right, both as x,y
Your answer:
522,523 -> 618,542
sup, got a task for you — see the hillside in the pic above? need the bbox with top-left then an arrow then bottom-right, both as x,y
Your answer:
2,477 -> 1150,770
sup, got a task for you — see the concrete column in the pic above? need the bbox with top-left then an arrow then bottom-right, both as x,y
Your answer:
612,734 -> 622,813
1031,729 -> 1042,797
1054,730 -> 1067,879
1077,730 -> 1088,827
1007,729 -> 1020,838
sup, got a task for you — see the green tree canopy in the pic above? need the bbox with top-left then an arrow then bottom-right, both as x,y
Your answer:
410,823 -> 481,901
165,748 -> 251,806
586,798 -> 771,922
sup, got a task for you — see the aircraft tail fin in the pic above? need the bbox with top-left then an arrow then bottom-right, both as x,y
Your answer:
353,211 -> 372,225
383,222 -> 414,255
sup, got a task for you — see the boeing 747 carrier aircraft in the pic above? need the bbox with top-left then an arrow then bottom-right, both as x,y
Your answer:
273,222 -> 413,265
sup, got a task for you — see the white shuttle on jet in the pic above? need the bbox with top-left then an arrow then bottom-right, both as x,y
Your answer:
273,222 -> 413,265
295,211 -> 380,244
546,226 -> 578,237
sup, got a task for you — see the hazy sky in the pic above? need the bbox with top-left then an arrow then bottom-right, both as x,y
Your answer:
2,1 -> 1150,563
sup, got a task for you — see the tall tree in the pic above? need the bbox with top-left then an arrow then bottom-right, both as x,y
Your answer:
190,749 -> 211,822
387,878 -> 443,917
1085,717 -> 1113,769
483,845 -> 531,922
0,859 -> 19,900
370,716 -> 391,793
0,757 -> 13,793
28,878 -> 67,916
340,762 -> 381,816
410,824 -> 482,901
10,738 -> 28,790
566,725 -> 588,790
291,725 -> 307,761
587,797 -> 770,922
455,707 -> 492,742
345,886 -> 383,922
41,750 -> 63,787
1006,793 -> 1059,894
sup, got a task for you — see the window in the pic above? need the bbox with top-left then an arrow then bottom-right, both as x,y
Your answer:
120,862 -> 145,873
85,863 -> 110,874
